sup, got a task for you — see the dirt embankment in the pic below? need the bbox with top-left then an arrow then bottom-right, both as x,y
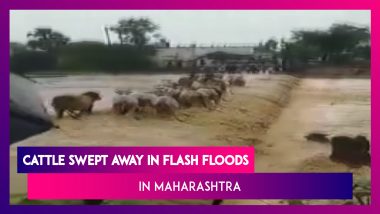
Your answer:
293,66 -> 370,79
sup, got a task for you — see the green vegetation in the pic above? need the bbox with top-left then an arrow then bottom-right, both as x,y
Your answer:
10,18 -> 161,74
109,17 -> 161,47
281,23 -> 370,70
58,42 -> 156,71
27,28 -> 70,52
10,51 -> 57,72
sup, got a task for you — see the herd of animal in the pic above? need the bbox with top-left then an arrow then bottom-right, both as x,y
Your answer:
50,72 -> 247,121
50,72 -> 247,206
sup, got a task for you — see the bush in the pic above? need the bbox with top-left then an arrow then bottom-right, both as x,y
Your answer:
353,45 -> 370,60
10,51 -> 57,73
57,42 -> 157,72
10,42 -> 158,73
329,53 -> 353,65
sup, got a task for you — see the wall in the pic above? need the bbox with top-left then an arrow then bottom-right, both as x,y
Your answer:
154,46 -> 256,68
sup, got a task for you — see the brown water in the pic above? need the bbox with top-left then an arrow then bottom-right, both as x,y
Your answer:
256,78 -> 370,173
226,78 -> 371,205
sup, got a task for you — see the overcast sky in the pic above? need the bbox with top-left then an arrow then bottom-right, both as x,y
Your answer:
10,10 -> 370,45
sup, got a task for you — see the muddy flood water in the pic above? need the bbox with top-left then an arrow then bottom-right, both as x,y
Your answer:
10,73 -> 370,205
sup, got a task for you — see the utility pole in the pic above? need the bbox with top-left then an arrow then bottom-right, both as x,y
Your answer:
191,43 -> 196,74
103,26 -> 112,46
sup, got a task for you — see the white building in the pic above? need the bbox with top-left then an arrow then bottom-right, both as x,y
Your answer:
153,45 -> 257,69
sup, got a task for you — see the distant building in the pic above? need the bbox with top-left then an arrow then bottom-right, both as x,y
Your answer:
153,45 -> 256,69
153,44 -> 279,71
195,52 -> 256,71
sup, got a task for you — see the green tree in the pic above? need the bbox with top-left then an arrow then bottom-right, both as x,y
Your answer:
289,24 -> 369,61
254,39 -> 278,53
110,18 -> 159,47
27,28 -> 70,52
152,33 -> 170,47
327,24 -> 369,54
264,38 -> 278,52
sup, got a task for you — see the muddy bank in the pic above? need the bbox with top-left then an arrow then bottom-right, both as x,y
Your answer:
291,66 -> 370,79
10,74 -> 299,204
